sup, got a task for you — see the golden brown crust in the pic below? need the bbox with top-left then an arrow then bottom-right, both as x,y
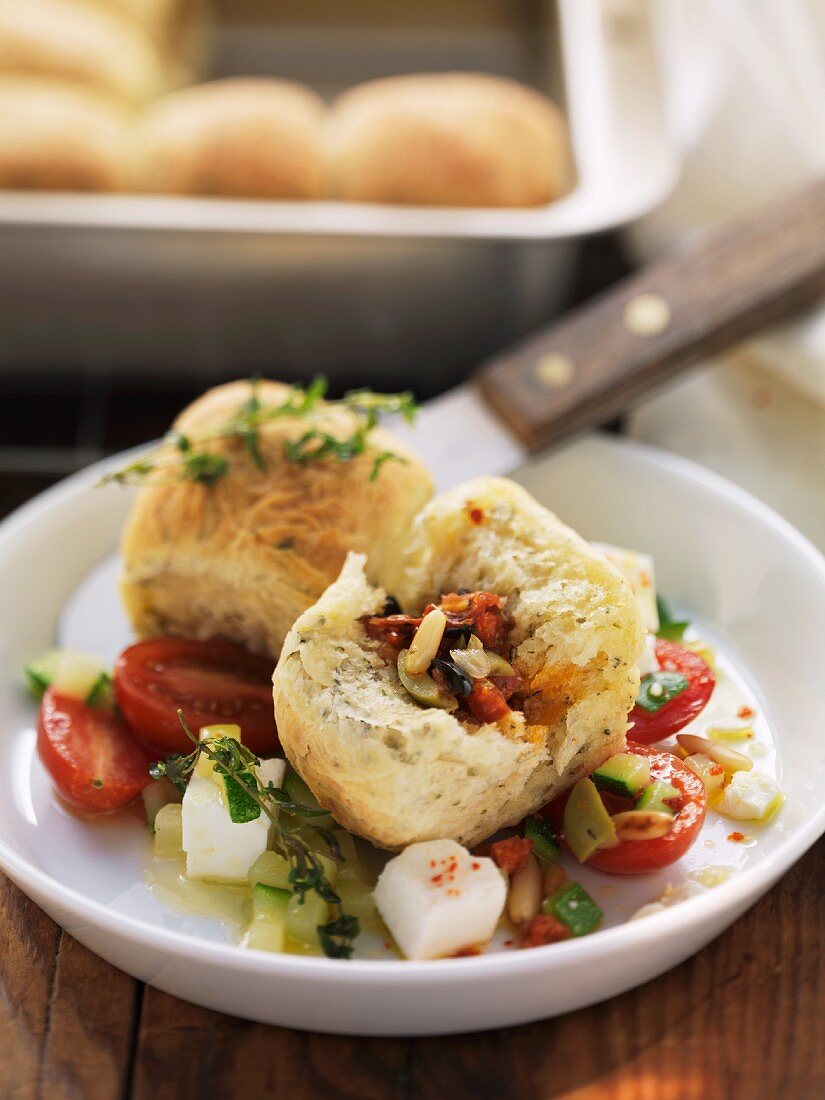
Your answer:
328,73 -> 571,208
0,0 -> 165,105
140,78 -> 328,199
120,380 -> 433,658
0,77 -> 136,191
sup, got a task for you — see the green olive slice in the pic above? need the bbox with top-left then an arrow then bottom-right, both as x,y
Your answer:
485,651 -> 514,676
397,649 -> 456,710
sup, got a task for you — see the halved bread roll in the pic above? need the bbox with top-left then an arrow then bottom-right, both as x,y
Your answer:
328,73 -> 570,208
0,0 -> 165,105
120,380 -> 433,659
272,477 -> 645,849
0,77 -> 136,191
140,78 -> 328,199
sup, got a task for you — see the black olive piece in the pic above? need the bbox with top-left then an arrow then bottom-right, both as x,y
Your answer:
430,658 -> 473,697
382,596 -> 402,615
443,625 -> 473,641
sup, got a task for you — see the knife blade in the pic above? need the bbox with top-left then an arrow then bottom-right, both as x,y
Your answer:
393,179 -> 825,492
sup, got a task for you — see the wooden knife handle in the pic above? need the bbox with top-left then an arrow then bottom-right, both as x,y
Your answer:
477,179 -> 825,452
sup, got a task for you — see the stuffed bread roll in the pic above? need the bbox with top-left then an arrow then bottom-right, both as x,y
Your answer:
120,380 -> 433,659
272,477 -> 645,850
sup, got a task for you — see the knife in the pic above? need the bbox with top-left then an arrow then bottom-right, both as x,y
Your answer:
394,179 -> 825,491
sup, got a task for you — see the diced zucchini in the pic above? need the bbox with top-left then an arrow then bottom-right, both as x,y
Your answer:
24,647 -> 109,704
142,778 -> 181,830
248,883 -> 290,952
635,778 -> 680,815
335,878 -> 378,928
153,803 -> 183,859
592,753 -> 651,799
249,851 -> 292,890
684,753 -> 726,797
285,890 -> 328,947
563,778 -> 617,863
524,815 -> 560,864
194,723 -> 243,782
543,882 -> 603,937
707,725 -> 754,743
283,769 -> 334,827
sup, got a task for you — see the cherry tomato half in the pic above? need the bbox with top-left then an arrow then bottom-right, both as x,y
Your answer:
628,638 -> 715,744
37,689 -> 151,813
544,742 -> 707,875
114,638 -> 278,756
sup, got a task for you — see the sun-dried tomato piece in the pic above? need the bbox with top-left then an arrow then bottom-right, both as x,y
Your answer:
521,914 -> 571,949
490,836 -> 533,874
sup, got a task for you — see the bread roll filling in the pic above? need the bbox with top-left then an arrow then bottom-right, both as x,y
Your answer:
362,590 -> 523,726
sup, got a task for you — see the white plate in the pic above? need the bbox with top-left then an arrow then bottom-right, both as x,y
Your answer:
0,435 -> 823,1035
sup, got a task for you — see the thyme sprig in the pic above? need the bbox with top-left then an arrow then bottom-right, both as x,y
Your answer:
150,712 -> 360,959
100,377 -> 417,488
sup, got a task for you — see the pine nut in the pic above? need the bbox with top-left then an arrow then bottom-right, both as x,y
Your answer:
405,608 -> 447,675
543,864 -> 566,897
507,854 -> 542,926
677,734 -> 752,775
611,810 -> 674,841
450,646 -> 491,680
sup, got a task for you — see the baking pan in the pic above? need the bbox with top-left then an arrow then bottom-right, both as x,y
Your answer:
0,0 -> 677,386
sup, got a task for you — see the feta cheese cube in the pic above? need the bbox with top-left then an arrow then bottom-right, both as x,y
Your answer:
181,757 -> 285,882
593,542 -> 659,633
374,839 -> 506,960
718,771 -> 782,821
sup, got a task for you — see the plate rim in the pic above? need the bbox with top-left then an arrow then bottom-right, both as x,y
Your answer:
1,432 -> 824,985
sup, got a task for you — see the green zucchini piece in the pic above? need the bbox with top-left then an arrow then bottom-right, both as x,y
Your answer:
635,778 -> 680,815
85,671 -> 114,709
563,778 -> 617,863
285,890 -> 328,948
248,883 -> 290,952
592,753 -> 651,799
524,815 -> 560,864
249,851 -> 292,890
24,647 -> 109,704
142,778 -> 181,830
543,882 -> 603,936
282,769 -> 334,827
397,649 -> 455,710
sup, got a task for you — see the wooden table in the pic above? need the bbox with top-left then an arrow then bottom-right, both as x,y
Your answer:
1,838 -> 822,1099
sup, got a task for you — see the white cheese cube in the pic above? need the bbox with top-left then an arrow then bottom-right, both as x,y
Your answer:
181,757 -> 284,882
717,770 -> 782,821
374,839 -> 506,960
593,542 -> 659,633
637,633 -> 660,676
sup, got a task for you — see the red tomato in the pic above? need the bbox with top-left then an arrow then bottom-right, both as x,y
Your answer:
629,639 -> 715,744
544,743 -> 707,875
114,638 -> 277,756
38,689 -> 151,813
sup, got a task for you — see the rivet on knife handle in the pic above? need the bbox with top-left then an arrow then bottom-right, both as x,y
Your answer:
476,179 -> 825,453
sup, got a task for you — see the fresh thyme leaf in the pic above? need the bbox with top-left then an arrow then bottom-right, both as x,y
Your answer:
183,452 -> 230,485
100,377 -> 419,491
152,712 -> 360,959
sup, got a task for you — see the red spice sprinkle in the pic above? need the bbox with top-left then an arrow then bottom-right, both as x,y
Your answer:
503,939 -> 514,948
469,507 -> 484,525
728,831 -> 749,843
453,946 -> 481,958
737,705 -> 756,720
446,889 -> 460,898
429,860 -> 436,868
471,861 -> 481,871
